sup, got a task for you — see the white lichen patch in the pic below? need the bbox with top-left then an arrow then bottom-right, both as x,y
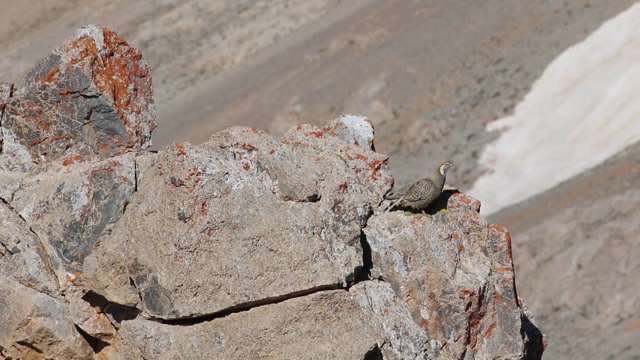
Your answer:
69,183 -> 89,216
1,129 -> 32,163
75,25 -> 105,51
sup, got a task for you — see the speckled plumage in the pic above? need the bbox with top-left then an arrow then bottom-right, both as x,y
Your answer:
385,162 -> 453,211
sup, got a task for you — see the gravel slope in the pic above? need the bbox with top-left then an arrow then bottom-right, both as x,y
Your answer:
491,142 -> 640,359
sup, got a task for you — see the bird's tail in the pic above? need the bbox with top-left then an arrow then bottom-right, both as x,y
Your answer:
384,197 -> 403,212
383,188 -> 401,200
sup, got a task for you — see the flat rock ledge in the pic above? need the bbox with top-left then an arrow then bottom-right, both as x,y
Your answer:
0,26 -> 545,360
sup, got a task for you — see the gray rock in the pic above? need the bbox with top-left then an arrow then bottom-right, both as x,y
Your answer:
68,289 -> 117,343
1,25 -> 155,165
0,81 -> 33,191
109,290 -> 379,360
0,26 -> 155,358
10,154 -> 137,279
365,191 -> 542,359
0,201 -> 95,360
81,124 -> 392,319
0,202 -> 59,296
352,280 -> 431,359
0,278 -> 93,360
325,114 -> 377,151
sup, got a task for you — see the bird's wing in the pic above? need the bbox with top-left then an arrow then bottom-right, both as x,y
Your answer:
403,179 -> 433,202
384,183 -> 412,200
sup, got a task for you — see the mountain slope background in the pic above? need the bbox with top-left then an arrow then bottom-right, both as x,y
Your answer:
1,1 -> 638,358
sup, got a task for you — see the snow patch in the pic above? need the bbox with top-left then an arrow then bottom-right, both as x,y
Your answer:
469,3 -> 640,214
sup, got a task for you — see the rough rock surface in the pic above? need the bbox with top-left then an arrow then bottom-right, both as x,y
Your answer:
81,123 -> 391,319
0,27 -> 543,359
366,193 -> 542,359
2,24 -> 154,168
111,290 -> 380,360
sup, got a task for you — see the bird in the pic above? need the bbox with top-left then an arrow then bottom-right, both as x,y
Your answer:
384,161 -> 453,212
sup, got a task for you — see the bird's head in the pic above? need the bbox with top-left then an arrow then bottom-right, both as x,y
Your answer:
439,162 -> 453,176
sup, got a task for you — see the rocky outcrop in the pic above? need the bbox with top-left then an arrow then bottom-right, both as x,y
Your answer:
0,26 -> 544,359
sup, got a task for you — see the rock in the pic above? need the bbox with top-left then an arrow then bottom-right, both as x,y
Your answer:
0,81 -> 29,198
81,124 -> 392,319
324,114 -> 376,151
351,280 -> 431,359
0,26 -> 543,359
68,290 -> 117,343
0,201 -> 58,296
0,198 -> 92,359
10,153 -> 137,279
110,290 -> 379,360
1,24 -> 155,166
364,192 -> 545,359
0,278 -> 94,360
0,24 -> 153,282
0,82 -> 11,103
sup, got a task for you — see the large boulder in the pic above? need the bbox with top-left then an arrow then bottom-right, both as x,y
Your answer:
365,192 -> 543,358
1,25 -> 155,167
80,123 -> 391,319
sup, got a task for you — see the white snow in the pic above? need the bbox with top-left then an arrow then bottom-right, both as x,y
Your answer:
469,3 -> 640,215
